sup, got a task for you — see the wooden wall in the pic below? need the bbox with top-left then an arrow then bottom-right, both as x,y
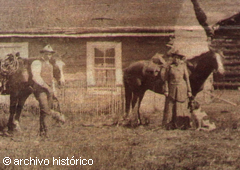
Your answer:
212,35 -> 240,89
0,36 -> 170,83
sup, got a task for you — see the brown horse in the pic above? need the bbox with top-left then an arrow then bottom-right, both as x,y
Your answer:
123,50 -> 225,124
0,52 -> 65,136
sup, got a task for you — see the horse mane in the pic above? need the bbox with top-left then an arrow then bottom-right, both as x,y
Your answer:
124,60 -> 148,75
187,51 -> 213,70
186,50 -> 216,96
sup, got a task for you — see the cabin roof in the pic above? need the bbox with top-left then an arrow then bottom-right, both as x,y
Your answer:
215,12 -> 240,26
0,0 -> 239,37
213,12 -> 240,36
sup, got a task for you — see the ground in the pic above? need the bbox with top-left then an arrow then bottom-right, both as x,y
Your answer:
0,90 -> 240,170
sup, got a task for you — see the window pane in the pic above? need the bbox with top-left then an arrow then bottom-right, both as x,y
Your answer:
95,58 -> 104,67
106,70 -> 116,86
95,69 -> 116,87
105,58 -> 115,67
106,48 -> 115,57
95,70 -> 106,87
94,48 -> 104,58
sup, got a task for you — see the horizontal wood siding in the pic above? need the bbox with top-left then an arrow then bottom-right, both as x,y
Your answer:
212,35 -> 240,88
0,36 -> 170,86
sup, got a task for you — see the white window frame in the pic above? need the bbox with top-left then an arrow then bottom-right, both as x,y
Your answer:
86,41 -> 122,94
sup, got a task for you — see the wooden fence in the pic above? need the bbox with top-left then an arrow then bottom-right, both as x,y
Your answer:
57,80 -> 125,116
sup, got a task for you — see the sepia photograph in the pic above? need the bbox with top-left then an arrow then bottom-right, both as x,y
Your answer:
0,0 -> 240,169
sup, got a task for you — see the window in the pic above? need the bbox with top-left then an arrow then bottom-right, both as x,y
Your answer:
0,42 -> 28,58
87,42 -> 122,93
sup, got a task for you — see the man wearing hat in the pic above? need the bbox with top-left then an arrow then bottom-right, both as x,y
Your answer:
30,44 -> 57,136
162,49 -> 192,130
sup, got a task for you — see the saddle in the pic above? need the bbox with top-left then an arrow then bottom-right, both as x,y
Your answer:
0,53 -> 20,93
143,61 -> 167,82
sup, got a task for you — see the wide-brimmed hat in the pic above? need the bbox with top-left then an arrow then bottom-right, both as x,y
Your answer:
40,45 -> 55,53
167,48 -> 185,59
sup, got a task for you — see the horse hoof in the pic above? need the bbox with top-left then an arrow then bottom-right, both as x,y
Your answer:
3,131 -> 13,137
13,121 -> 22,132
51,110 -> 66,124
137,119 -> 142,126
39,130 -> 49,138
40,133 -> 49,138
119,116 -> 127,122
7,122 -> 21,134
59,114 -> 66,124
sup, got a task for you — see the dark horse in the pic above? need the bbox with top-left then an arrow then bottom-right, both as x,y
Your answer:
123,50 -> 225,124
0,52 -> 65,136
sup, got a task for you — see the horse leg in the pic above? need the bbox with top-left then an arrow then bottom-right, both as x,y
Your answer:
7,94 -> 18,132
125,93 -> 132,118
131,92 -> 144,124
14,90 -> 32,131
131,92 -> 139,112
136,92 -> 145,125
124,81 -> 132,119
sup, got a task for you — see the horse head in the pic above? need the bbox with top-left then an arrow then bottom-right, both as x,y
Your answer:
187,49 -> 225,75
211,50 -> 225,75
143,61 -> 161,77
50,55 -> 66,87
187,50 -> 225,96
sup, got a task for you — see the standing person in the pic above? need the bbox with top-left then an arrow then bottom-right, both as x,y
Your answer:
162,50 -> 192,130
30,44 -> 58,136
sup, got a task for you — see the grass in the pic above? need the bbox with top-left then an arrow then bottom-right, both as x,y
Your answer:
0,90 -> 240,169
